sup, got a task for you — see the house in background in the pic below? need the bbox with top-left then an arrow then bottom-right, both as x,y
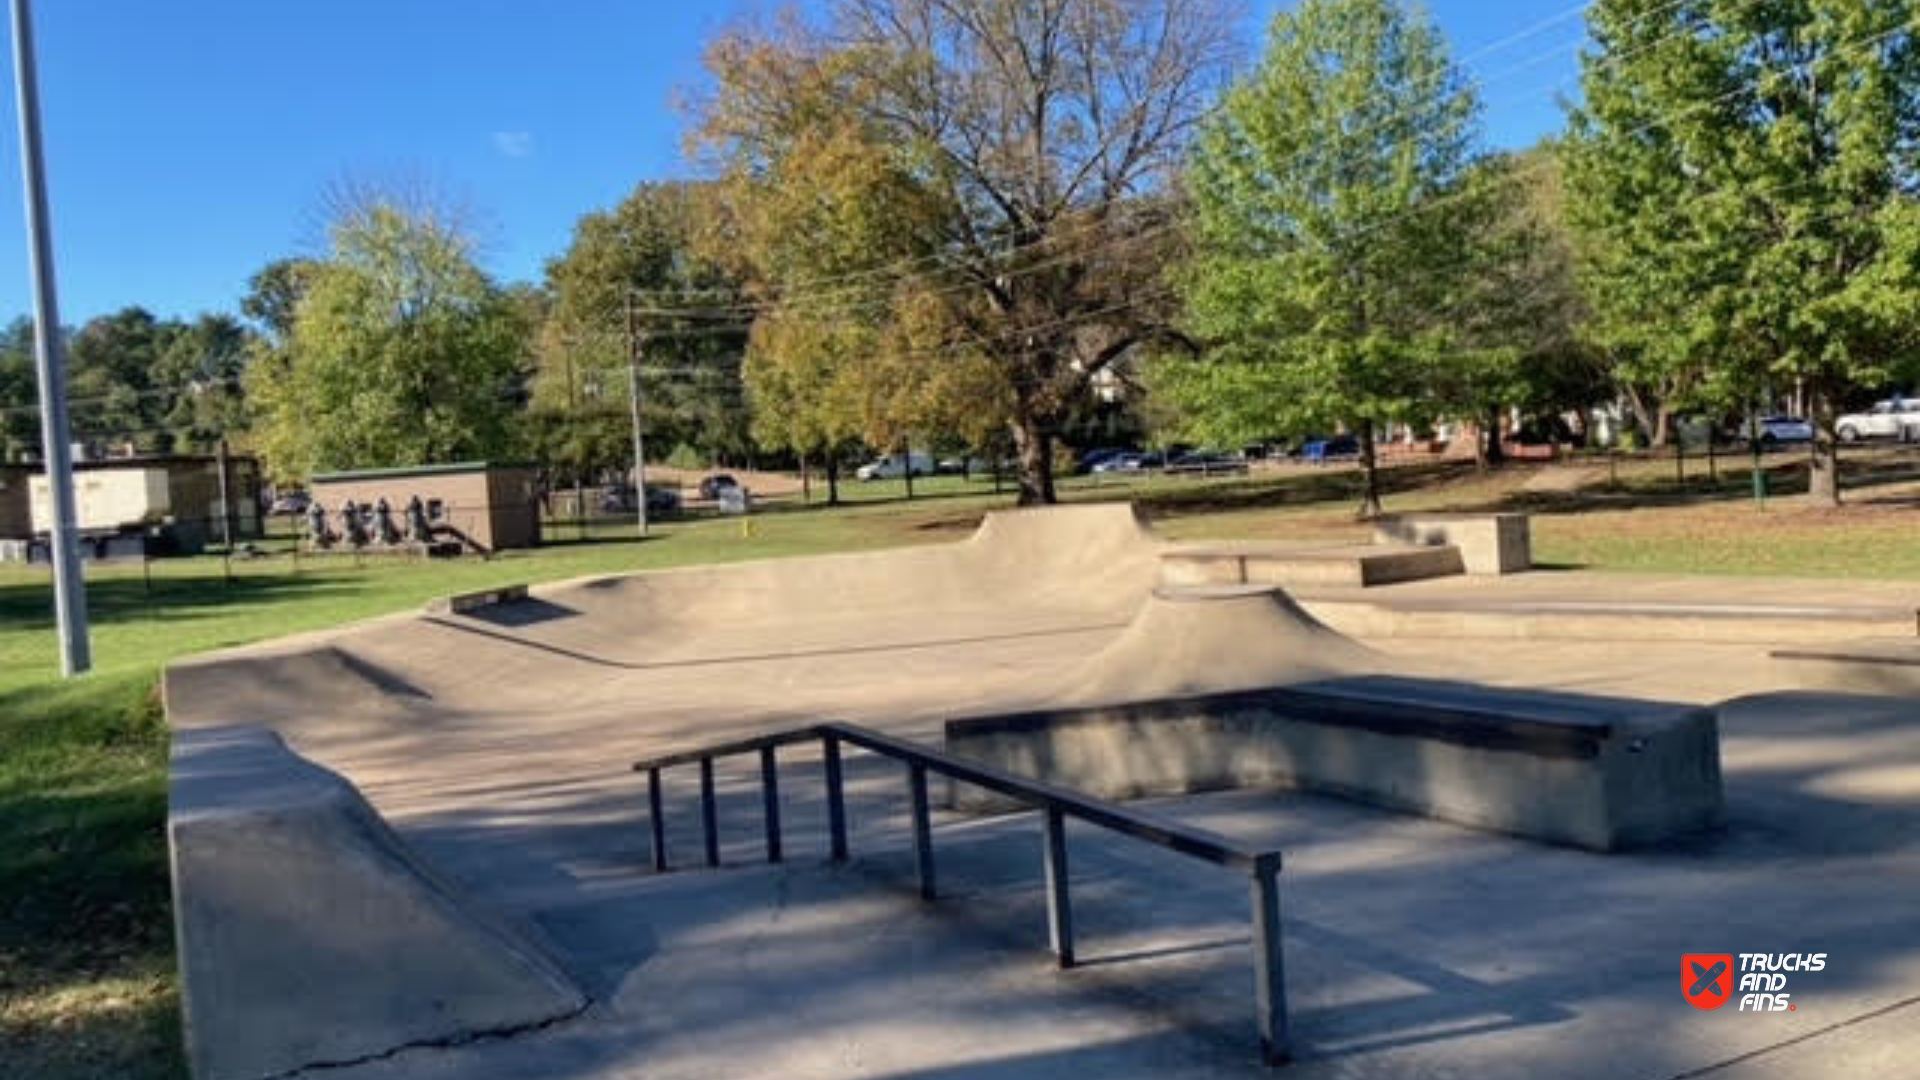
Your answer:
308,462 -> 541,553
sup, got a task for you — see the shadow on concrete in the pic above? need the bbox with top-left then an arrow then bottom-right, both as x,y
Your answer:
465,597 -> 583,628
287,684 -> 1920,1079
418,613 -> 1125,672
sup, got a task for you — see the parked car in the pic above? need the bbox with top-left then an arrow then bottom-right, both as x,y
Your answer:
697,474 -> 739,500
935,456 -> 986,475
1166,451 -> 1249,475
855,452 -> 934,480
268,490 -> 311,516
1093,451 -> 1169,473
1836,398 -> 1920,442
1298,434 -> 1360,463
1740,415 -> 1814,445
601,484 -> 682,515
1074,447 -> 1132,474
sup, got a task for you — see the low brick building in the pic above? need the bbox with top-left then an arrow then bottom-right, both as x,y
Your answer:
309,462 -> 541,553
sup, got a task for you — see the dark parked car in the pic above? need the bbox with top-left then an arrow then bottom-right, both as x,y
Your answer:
698,474 -> 740,500
600,484 -> 682,515
1167,451 -> 1249,475
1298,435 -> 1360,464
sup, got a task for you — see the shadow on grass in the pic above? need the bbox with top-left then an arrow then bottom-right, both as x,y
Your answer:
0,568 -> 376,632
0,668 -> 186,1079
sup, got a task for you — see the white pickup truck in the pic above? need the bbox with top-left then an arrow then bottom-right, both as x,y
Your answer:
1836,398 -> 1920,442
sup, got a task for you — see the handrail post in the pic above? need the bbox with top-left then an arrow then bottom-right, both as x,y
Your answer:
760,745 -> 783,863
908,761 -> 934,900
1249,853 -> 1289,1066
647,766 -> 668,873
1042,806 -> 1073,968
823,732 -> 848,862
699,757 -> 720,868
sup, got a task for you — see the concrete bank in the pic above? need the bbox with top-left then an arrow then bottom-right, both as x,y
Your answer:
169,726 -> 587,1080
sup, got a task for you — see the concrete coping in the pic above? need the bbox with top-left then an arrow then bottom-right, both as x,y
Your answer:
955,676 -> 1654,760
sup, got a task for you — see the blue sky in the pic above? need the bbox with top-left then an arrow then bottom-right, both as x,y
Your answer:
0,1 -> 1589,326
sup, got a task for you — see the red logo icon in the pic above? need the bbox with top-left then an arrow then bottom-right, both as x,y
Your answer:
1684,953 -> 1734,1010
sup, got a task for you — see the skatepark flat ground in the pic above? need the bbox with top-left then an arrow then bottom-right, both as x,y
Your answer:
162,507 -> 1920,1079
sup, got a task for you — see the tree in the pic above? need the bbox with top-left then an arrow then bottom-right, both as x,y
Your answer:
248,198 -> 529,481
1435,146 -> 1612,465
66,307 -> 178,453
533,181 -> 751,488
153,314 -> 252,452
1160,0 -> 1492,516
0,319 -> 38,460
1565,0 -> 1920,504
240,258 -> 320,344
697,0 -> 1236,503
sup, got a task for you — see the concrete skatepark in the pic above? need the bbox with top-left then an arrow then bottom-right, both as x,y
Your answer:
162,504 -> 1920,1079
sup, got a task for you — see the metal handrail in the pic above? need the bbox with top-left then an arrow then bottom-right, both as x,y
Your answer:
632,721 -> 1291,1066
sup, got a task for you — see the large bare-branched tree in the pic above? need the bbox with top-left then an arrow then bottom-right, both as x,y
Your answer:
697,0 -> 1237,502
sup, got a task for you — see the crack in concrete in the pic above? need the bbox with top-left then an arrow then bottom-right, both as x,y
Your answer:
1656,991 -> 1920,1080
272,998 -> 594,1080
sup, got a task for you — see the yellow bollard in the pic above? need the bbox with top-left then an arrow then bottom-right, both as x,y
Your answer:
740,518 -> 756,540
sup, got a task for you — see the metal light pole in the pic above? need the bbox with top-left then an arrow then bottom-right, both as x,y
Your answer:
10,0 -> 89,675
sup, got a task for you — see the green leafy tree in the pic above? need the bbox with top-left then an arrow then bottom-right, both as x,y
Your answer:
249,200 -> 529,481
153,314 -> 253,452
1434,147 -> 1611,464
697,0 -> 1234,503
534,181 -> 751,489
66,307 -> 178,453
0,319 -> 38,460
240,258 -> 320,344
1565,0 -> 1920,503
1162,0 -> 1492,516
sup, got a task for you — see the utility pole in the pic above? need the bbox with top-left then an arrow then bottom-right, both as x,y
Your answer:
625,292 -> 649,537
215,437 -> 233,586
565,345 -> 584,539
10,0 -> 88,675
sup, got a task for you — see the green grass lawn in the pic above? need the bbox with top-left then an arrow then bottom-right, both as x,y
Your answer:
5,453 -> 1920,1077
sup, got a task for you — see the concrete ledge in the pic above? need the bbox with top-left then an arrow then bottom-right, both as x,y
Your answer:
945,676 -> 1723,851
1372,513 -> 1531,574
1162,543 -> 1464,589
426,582 -> 529,615
170,726 -> 586,1080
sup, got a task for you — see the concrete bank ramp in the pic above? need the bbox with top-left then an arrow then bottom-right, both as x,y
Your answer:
539,499 -> 1158,627
169,726 -> 586,1080
162,503 -> 1162,728
1052,583 -> 1376,705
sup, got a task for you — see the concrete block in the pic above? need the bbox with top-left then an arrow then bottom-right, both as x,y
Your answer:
1160,543 -> 1465,589
426,583 -> 530,615
169,726 -> 585,1080
945,676 -> 1722,851
1372,513 -> 1531,574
